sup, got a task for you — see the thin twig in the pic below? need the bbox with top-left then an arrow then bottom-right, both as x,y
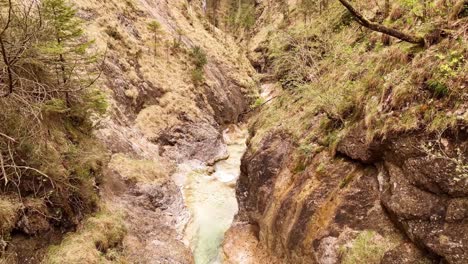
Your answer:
0,153 -> 7,186
0,132 -> 16,142
2,165 -> 55,188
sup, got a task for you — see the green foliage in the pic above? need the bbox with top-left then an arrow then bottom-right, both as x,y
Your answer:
437,51 -> 464,78
173,28 -> 185,50
190,46 -> 208,68
398,0 -> 425,17
147,20 -> 164,57
147,20 -> 162,33
190,46 -> 207,86
299,143 -> 315,155
41,0 -> 100,93
42,99 -> 70,114
82,89 -> 109,115
340,230 -> 395,264
191,68 -> 205,86
315,163 -> 326,175
227,0 -> 256,31
427,79 -> 448,97
43,0 -> 83,42
0,0 -> 107,246
252,97 -> 266,108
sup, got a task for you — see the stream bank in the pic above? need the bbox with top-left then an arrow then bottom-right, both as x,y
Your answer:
173,125 -> 248,264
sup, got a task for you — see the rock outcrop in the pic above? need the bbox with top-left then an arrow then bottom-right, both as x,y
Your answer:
222,0 -> 467,263
230,121 -> 467,263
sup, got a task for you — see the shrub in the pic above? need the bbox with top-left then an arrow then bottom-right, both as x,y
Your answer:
252,97 -> 265,108
0,0 -> 108,248
340,230 -> 396,264
227,1 -> 256,31
190,46 -> 208,68
426,79 -> 448,97
190,46 -> 207,86
191,68 -> 205,86
147,21 -> 164,57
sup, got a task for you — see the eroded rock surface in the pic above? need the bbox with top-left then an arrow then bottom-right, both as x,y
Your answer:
229,124 -> 467,263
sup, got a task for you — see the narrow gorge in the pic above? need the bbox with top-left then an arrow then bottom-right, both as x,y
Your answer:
0,0 -> 467,264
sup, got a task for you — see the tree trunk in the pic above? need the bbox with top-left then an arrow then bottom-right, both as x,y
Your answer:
338,0 -> 425,45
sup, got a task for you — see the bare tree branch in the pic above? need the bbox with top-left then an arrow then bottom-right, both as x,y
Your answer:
0,0 -> 13,36
0,153 -> 7,186
338,0 -> 425,45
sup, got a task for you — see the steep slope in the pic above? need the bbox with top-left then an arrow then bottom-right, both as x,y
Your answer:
50,0 -> 258,262
223,0 -> 468,264
1,0 -> 257,263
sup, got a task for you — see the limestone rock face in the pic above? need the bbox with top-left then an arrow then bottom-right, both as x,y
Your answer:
236,131 -> 294,223
232,124 -> 467,263
379,133 -> 468,264
157,121 -> 229,164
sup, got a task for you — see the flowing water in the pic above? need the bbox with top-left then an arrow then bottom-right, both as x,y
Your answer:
176,126 -> 247,264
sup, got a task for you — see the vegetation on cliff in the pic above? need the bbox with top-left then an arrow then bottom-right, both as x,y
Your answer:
3,0 -> 255,262
221,0 -> 467,263
0,0 -> 110,262
248,0 -> 467,153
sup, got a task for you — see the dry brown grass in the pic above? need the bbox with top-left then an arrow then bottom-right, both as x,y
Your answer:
108,153 -> 172,183
44,210 -> 126,264
73,0 -> 256,141
340,230 -> 399,264
0,197 -> 20,235
248,0 -> 467,153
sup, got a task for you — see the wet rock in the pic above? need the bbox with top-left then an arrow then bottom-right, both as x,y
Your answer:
236,131 -> 293,221
157,121 -> 228,163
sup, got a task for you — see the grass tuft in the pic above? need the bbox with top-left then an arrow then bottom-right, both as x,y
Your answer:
44,210 -> 126,264
340,230 -> 397,264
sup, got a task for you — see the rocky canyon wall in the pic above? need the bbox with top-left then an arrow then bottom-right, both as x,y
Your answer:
225,0 -> 468,263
